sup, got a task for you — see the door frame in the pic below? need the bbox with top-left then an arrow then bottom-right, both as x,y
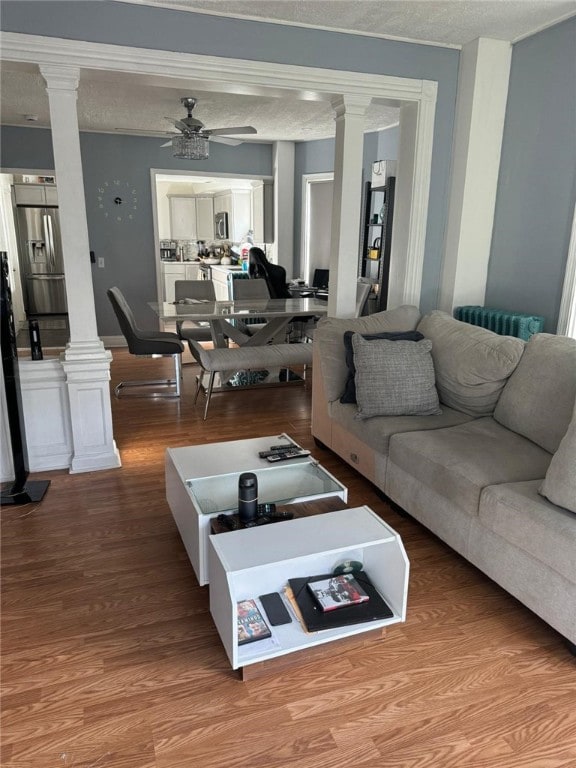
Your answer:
301,172 -> 334,286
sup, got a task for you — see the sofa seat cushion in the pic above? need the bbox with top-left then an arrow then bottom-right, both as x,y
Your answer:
330,400 -> 474,455
479,480 -> 576,583
494,333 -> 576,454
417,311 -> 525,416
314,305 -> 421,403
388,417 -> 552,517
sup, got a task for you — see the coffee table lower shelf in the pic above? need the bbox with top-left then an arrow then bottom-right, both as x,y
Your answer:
208,506 -> 409,674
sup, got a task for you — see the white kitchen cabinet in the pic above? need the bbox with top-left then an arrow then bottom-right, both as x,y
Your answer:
213,190 -> 251,242
161,262 -> 200,302
169,196 -> 197,240
12,183 -> 58,206
195,196 -> 214,240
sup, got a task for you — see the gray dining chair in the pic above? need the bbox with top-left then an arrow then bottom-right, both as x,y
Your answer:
229,276 -> 271,336
305,280 -> 372,341
107,286 -> 184,398
174,280 -> 216,344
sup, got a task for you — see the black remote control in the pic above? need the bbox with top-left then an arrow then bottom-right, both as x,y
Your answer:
266,450 -> 310,462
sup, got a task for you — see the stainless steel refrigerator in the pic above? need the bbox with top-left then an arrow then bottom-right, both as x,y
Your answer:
15,204 -> 67,314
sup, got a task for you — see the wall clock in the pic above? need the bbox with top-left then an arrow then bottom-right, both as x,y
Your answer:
96,180 -> 138,221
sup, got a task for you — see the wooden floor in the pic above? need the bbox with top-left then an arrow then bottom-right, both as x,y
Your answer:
2,349 -> 575,768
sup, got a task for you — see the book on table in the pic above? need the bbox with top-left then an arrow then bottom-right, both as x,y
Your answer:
288,571 -> 393,632
237,599 -> 272,645
307,573 -> 370,612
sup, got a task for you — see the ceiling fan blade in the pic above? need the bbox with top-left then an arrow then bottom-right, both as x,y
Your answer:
207,126 -> 257,136
164,117 -> 193,133
210,136 -> 243,146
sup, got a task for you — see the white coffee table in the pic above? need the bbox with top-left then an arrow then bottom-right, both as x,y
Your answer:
165,434 -> 347,585
209,506 -> 409,675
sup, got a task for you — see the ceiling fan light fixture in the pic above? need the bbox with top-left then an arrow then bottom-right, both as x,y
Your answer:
172,133 -> 209,160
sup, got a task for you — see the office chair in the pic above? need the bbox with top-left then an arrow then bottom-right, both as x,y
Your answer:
174,280 -> 216,344
107,286 -> 184,398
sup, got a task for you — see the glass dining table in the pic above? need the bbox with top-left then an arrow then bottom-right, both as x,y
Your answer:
150,297 -> 329,348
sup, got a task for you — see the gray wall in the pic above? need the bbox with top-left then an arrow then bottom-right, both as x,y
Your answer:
293,131 -> 383,275
486,17 -> 576,331
1,126 -> 273,334
1,0 -> 460,316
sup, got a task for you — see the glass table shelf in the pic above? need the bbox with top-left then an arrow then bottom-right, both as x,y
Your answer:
186,460 -> 345,515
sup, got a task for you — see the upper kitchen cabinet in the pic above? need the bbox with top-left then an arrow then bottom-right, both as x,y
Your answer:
213,190 -> 251,242
251,181 -> 274,243
169,196 -> 197,240
195,196 -> 214,240
13,183 -> 58,206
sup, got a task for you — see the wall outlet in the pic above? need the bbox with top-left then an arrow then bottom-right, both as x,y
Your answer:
97,257 -> 105,269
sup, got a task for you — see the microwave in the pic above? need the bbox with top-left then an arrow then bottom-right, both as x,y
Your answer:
214,211 -> 229,240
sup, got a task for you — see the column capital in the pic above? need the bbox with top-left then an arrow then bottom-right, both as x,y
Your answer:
39,64 -> 80,91
330,94 -> 372,118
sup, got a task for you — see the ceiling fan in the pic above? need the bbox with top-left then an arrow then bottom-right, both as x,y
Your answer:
162,97 -> 257,159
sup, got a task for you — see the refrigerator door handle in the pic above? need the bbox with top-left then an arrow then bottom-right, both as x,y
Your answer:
44,214 -> 56,270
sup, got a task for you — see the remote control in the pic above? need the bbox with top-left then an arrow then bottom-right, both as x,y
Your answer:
259,446 -> 297,458
266,450 -> 310,462
256,503 -> 277,517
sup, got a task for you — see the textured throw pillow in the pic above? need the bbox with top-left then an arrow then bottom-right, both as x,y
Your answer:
340,330 -> 425,404
539,403 -> 576,514
352,335 -> 441,419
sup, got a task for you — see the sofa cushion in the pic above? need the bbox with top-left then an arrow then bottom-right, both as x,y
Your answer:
388,417 -> 552,517
479,480 -> 576,583
494,333 -> 576,454
539,402 -> 576,513
352,336 -> 441,419
330,400 -> 474,455
314,305 -> 421,403
340,330 -> 425,404
417,311 -> 525,416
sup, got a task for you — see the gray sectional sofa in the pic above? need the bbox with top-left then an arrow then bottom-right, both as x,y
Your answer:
311,306 -> 576,646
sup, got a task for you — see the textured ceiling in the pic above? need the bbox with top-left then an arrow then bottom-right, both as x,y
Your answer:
1,0 -> 573,142
128,0 -> 576,46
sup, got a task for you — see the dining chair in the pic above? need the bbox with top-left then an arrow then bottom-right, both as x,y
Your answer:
304,280 -> 372,341
228,276 -> 271,335
174,280 -> 216,344
107,286 -> 184,398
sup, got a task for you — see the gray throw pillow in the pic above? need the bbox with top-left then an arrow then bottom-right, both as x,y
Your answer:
340,330 -> 425,404
352,335 -> 441,419
539,403 -> 576,514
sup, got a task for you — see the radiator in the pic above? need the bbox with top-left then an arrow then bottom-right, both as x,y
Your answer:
453,306 -> 545,341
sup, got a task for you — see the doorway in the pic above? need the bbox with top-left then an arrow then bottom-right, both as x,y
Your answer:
301,173 -> 334,286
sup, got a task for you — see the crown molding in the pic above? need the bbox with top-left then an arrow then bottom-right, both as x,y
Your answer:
0,30 -> 437,317
0,32 -> 433,104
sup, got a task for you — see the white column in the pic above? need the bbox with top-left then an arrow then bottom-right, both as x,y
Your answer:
272,141 -> 295,271
328,95 -> 371,318
439,38 -> 512,312
40,64 -> 121,473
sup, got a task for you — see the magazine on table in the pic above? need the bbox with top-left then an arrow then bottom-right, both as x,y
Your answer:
307,573 -> 370,612
236,599 -> 272,645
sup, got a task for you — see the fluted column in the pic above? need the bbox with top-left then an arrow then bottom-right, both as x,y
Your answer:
328,95 -> 371,318
40,65 -> 120,473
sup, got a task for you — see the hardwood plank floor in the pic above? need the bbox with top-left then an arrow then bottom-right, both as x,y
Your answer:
2,349 -> 575,768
